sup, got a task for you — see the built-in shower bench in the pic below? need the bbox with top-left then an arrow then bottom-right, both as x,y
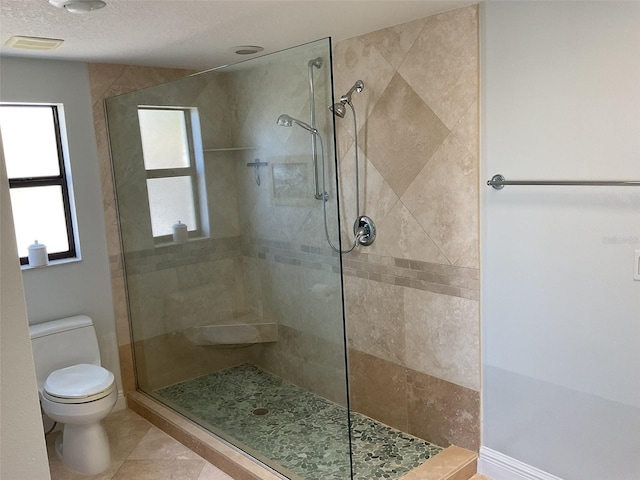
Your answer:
181,313 -> 278,346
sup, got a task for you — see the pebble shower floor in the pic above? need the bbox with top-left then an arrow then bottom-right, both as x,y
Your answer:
156,364 -> 442,479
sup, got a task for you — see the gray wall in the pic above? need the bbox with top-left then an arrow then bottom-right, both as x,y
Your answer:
480,2 -> 640,479
0,136 -> 51,480
0,57 -> 121,393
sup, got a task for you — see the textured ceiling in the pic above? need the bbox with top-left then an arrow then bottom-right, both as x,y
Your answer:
0,0 -> 470,70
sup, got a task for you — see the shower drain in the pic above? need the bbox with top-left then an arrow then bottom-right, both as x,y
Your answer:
252,408 -> 269,416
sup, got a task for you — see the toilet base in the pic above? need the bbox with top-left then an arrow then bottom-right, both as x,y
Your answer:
57,421 -> 111,475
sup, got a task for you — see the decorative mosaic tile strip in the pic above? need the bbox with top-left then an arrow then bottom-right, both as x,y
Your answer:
242,236 -> 341,272
124,236 -> 243,274
121,235 -> 478,300
156,364 -> 442,480
243,238 -> 479,300
343,252 -> 479,301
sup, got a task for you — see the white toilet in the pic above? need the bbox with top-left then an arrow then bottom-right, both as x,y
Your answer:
29,315 -> 117,475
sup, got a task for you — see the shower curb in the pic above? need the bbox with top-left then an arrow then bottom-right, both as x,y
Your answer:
127,391 -> 294,480
399,445 -> 478,480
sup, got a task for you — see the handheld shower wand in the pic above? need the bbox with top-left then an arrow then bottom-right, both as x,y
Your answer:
276,114 -> 317,134
277,112 -> 369,253
276,79 -> 375,254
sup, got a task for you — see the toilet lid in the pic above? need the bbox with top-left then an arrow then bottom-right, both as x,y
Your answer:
43,364 -> 115,399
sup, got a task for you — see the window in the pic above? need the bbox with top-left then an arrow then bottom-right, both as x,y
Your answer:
0,104 -> 76,265
137,107 -> 201,241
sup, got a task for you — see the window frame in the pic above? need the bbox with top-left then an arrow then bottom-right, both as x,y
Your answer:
137,105 -> 202,243
1,104 -> 77,265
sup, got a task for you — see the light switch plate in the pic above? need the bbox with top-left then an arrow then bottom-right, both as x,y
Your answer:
635,250 -> 640,281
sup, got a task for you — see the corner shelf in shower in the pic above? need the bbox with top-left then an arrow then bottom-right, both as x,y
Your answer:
181,313 -> 278,347
203,147 -> 259,152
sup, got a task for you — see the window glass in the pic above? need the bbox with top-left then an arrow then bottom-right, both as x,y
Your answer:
0,105 -> 60,178
146,176 -> 198,237
138,106 -> 202,241
9,186 -> 69,258
0,103 -> 76,264
138,109 -> 191,170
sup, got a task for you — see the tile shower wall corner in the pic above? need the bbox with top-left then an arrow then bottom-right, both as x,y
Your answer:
89,63 -> 204,393
334,4 -> 480,451
221,41 -> 349,405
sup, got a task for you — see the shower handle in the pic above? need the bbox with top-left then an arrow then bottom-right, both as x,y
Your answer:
354,216 -> 376,247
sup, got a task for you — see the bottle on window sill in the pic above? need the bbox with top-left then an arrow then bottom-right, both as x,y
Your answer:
172,221 -> 188,244
28,240 -> 48,267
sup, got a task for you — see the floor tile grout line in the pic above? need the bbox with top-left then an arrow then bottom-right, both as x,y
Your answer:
46,409 -> 227,480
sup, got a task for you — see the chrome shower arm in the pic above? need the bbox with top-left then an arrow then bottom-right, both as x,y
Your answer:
340,80 -> 364,104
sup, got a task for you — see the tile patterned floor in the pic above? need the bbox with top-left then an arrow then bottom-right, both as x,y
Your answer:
157,364 -> 442,480
46,408 -> 234,480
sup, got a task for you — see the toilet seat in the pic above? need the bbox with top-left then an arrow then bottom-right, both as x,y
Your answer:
43,364 -> 115,404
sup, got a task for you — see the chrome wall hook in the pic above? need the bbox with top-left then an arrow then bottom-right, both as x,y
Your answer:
246,160 -> 268,186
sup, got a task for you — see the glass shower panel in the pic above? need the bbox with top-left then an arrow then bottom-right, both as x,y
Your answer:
106,39 -> 352,478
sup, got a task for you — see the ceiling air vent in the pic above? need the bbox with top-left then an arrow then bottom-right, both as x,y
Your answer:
4,36 -> 64,51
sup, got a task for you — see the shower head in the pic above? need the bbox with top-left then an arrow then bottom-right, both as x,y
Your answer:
276,114 -> 294,127
340,80 -> 364,104
308,57 -> 323,69
276,114 -> 317,134
329,102 -> 347,118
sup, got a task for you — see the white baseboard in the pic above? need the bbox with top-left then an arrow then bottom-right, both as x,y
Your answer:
479,447 -> 564,480
113,392 -> 127,412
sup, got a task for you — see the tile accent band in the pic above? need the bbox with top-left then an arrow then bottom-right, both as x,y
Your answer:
119,236 -> 478,301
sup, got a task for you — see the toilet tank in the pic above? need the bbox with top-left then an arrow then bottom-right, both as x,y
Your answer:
29,315 -> 101,391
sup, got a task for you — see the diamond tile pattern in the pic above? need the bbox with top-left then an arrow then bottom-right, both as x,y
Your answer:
369,200 -> 449,263
401,134 -> 478,264
337,4 -> 478,267
332,36 -> 396,139
398,6 -> 479,130
359,73 -> 449,198
358,16 -> 427,70
338,145 -> 398,239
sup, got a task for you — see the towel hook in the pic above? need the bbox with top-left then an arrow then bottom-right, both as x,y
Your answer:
246,159 -> 268,186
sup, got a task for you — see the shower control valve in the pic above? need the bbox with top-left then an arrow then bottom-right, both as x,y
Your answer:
354,216 -> 376,247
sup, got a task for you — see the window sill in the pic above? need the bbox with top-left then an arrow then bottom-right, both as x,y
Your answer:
154,236 -> 208,248
20,256 -> 81,271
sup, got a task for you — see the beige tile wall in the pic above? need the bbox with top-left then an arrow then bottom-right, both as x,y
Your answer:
92,2 -> 479,454
90,43 -> 347,398
333,5 -> 480,450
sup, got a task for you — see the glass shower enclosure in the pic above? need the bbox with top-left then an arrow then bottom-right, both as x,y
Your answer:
106,39 -> 352,477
